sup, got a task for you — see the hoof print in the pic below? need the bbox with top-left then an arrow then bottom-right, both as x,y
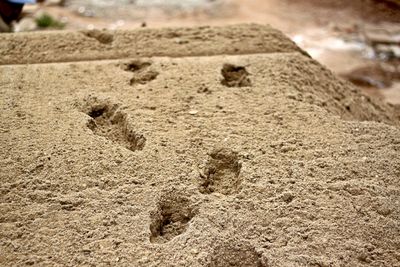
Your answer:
150,193 -> 196,244
200,148 -> 242,195
82,96 -> 145,152
121,60 -> 159,85
221,64 -> 251,87
81,29 -> 114,45
208,240 -> 263,267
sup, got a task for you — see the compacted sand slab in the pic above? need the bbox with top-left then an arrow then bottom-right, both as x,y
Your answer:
0,24 -> 305,65
1,25 -> 400,266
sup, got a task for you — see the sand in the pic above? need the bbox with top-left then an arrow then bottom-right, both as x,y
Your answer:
1,24 -> 400,266
0,24 -> 304,65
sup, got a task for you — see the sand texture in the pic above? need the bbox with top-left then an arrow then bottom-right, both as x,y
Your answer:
0,24 -> 305,65
1,24 -> 400,266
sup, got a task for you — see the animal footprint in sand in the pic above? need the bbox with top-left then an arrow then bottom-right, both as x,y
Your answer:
121,60 -> 159,85
149,193 -> 196,244
81,29 -> 114,45
199,148 -> 242,195
83,97 -> 145,152
221,64 -> 251,87
208,240 -> 264,267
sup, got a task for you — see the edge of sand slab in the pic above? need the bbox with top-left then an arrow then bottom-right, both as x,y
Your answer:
0,23 -> 308,65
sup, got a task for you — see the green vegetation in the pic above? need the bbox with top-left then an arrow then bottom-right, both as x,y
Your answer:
35,13 -> 65,29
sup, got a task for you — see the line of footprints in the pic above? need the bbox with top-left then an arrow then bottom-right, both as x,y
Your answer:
77,62 -> 262,265
80,95 -> 243,241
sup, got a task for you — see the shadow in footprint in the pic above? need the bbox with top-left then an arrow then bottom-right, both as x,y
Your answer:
199,148 -> 242,195
121,60 -> 159,85
208,240 -> 264,267
150,192 -> 197,244
81,29 -> 114,45
82,97 -> 145,152
221,64 -> 251,87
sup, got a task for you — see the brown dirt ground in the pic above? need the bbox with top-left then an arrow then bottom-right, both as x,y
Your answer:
1,24 -> 400,266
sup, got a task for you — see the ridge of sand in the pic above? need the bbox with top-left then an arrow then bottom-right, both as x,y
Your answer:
0,25 -> 399,266
0,24 -> 306,65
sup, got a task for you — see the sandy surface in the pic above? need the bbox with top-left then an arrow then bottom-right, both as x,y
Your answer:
1,24 -> 400,266
30,0 -> 399,105
0,24 -> 304,65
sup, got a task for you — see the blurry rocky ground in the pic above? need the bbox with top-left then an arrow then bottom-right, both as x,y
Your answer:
9,0 -> 400,105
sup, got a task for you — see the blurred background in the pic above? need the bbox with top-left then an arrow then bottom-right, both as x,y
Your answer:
3,0 -> 400,104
